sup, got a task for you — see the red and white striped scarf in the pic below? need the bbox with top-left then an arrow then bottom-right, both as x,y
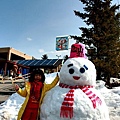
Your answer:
59,83 -> 102,119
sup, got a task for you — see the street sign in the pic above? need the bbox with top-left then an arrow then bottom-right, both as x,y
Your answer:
56,36 -> 69,51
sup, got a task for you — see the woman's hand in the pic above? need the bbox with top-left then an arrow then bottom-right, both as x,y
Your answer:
14,84 -> 19,91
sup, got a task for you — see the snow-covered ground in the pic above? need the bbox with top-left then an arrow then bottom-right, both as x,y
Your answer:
0,72 -> 120,120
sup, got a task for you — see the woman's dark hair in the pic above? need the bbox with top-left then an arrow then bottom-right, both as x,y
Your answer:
29,69 -> 45,83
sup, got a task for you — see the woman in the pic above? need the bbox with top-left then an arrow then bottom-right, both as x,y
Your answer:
14,69 -> 59,120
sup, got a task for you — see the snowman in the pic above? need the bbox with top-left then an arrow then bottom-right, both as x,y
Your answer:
40,43 -> 110,120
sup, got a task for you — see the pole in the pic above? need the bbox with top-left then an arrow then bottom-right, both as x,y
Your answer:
56,55 -> 61,59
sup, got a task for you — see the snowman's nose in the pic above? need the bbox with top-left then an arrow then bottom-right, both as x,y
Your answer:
73,76 -> 80,80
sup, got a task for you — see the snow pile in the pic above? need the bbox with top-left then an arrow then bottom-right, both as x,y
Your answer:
0,73 -> 120,120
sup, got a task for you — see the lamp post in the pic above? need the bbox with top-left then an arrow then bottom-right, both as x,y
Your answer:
56,55 -> 61,59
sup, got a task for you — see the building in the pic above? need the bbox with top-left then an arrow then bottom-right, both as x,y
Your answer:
0,47 -> 62,76
0,47 -> 33,76
0,47 -> 33,60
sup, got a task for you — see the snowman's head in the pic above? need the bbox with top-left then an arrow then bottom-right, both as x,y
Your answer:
60,58 -> 96,86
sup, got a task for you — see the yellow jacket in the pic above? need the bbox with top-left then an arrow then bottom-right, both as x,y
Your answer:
16,74 -> 59,120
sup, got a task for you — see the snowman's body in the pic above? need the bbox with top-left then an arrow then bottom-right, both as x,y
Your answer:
40,58 -> 110,120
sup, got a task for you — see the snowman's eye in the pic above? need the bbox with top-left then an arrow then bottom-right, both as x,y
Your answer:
80,67 -> 85,73
69,68 -> 74,74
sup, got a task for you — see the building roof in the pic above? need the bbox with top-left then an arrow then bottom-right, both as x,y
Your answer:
0,47 -> 33,60
17,59 -> 62,68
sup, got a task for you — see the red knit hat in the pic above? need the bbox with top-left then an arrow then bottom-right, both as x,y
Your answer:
70,43 -> 87,58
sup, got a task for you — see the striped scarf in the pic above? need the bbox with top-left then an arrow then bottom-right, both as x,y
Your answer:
59,83 -> 102,119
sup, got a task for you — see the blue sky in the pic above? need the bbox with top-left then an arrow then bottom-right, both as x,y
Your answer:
0,0 -> 119,59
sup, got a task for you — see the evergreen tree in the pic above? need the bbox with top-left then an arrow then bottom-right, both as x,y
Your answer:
63,55 -> 69,64
41,54 -> 48,59
72,0 -> 120,83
